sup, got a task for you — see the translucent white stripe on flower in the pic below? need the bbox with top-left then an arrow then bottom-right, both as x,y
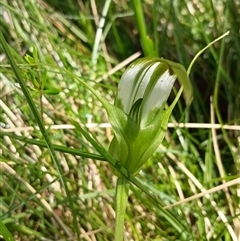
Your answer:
117,60 -> 176,127
117,60 -> 157,114
141,70 -> 176,126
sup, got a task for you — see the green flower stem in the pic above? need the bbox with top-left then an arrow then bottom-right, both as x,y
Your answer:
115,177 -> 130,241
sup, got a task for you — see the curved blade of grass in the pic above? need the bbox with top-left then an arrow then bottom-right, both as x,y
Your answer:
0,220 -> 15,241
7,224 -> 44,239
0,132 -> 106,161
0,33 -> 80,240
187,31 -> 229,76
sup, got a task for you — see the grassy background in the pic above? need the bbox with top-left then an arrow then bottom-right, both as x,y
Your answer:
1,0 -> 239,240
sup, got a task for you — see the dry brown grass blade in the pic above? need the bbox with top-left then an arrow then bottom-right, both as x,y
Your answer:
1,122 -> 239,133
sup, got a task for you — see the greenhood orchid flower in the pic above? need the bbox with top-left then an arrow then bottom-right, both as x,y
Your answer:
116,59 -> 176,127
108,57 -> 192,176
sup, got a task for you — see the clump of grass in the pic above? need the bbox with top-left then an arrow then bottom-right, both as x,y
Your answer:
1,0 -> 239,240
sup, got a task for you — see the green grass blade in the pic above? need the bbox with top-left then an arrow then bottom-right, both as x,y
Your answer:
0,220 -> 15,241
131,0 -> 154,56
0,132 -> 106,161
0,33 -> 81,240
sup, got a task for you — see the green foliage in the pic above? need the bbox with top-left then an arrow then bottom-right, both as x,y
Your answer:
0,220 -> 15,241
24,49 -> 60,96
0,0 -> 239,240
108,57 -> 192,176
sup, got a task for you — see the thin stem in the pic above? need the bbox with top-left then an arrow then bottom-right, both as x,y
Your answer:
187,31 -> 229,76
115,177 -> 130,241
131,0 -> 154,56
37,66 -> 43,120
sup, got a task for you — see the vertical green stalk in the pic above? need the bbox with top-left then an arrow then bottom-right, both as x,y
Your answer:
131,0 -> 154,56
115,177 -> 130,241
152,0 -> 159,56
